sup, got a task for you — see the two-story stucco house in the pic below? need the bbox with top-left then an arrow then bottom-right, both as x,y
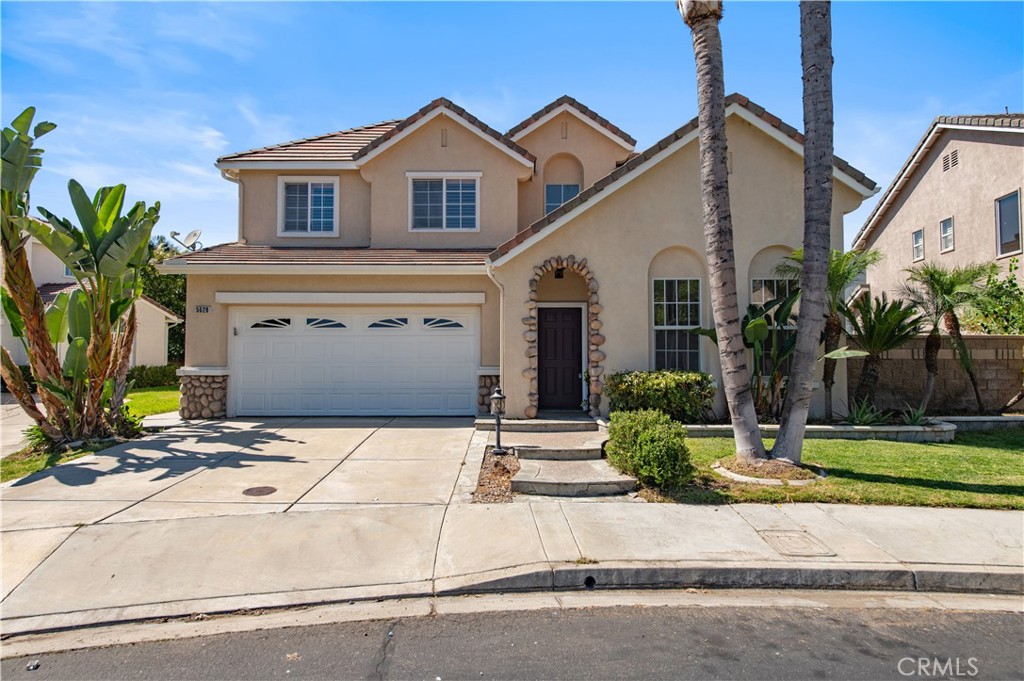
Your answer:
162,94 -> 877,420
853,114 -> 1024,296
1,238 -> 181,368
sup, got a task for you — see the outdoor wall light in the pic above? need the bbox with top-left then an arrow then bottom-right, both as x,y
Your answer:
489,385 -> 508,455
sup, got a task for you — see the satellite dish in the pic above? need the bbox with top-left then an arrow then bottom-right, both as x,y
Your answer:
169,229 -> 203,251
182,229 -> 202,249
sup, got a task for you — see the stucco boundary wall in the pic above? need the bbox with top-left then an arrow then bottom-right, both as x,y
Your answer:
846,336 -> 1024,414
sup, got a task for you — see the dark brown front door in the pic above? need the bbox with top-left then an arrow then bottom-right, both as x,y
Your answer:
538,307 -> 583,410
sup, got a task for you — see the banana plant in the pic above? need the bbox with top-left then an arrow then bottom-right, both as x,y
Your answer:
696,288 -> 801,419
1,107 -> 68,440
27,180 -> 159,437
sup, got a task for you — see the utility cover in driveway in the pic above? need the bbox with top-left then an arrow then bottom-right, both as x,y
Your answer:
233,308 -> 477,416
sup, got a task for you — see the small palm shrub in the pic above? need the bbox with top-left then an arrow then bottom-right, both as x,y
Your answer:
606,410 -> 693,487
604,370 -> 715,423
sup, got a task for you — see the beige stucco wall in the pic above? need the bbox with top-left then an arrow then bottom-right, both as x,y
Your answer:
133,301 -> 172,366
28,240 -> 75,285
357,113 -> 533,249
493,114 -> 865,419
864,128 -> 1024,296
236,170 -> 371,247
183,273 -> 500,368
515,111 -> 633,230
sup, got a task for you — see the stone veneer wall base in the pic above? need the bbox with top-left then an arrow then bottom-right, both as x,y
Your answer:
179,375 -> 228,420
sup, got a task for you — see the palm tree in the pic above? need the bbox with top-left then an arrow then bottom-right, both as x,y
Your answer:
773,0 -> 837,463
842,294 -> 921,405
898,262 -> 995,413
678,0 -> 766,461
773,248 -> 883,420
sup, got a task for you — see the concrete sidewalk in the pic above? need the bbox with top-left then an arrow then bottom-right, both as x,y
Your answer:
1,417 -> 1021,638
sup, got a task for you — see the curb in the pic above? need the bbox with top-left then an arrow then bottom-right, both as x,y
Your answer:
3,561 -> 1019,639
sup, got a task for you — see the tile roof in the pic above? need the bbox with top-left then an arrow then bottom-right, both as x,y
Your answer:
36,283 -> 180,320
934,113 -> 1024,128
852,112 -> 1024,249
490,93 -> 877,262
352,98 -> 536,164
168,243 -> 492,266
217,121 -> 401,163
506,95 -> 637,147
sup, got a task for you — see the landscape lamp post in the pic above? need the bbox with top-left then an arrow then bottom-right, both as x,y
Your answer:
489,386 -> 508,455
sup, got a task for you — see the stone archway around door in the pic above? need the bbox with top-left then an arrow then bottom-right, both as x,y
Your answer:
523,255 -> 605,418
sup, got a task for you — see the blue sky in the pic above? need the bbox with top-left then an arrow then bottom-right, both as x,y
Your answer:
2,1 -> 1022,249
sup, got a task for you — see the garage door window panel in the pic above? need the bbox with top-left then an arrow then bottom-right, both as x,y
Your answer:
251,318 -> 291,329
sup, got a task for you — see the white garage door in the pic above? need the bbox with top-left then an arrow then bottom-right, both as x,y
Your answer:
231,307 -> 478,416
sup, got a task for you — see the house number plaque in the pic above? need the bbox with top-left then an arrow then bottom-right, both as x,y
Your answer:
195,305 -> 211,314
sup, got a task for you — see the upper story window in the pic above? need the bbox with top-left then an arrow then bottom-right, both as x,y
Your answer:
277,177 -> 339,236
63,264 -> 74,278
544,184 -> 580,214
912,229 -> 925,262
996,190 -> 1021,257
408,172 -> 480,231
939,217 -> 954,253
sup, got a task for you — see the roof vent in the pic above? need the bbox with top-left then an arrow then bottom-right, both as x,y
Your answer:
942,154 -> 950,172
950,149 -> 959,167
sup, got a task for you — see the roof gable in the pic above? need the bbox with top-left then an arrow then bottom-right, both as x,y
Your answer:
507,96 -> 636,150
490,93 -> 878,264
353,98 -> 535,168
852,113 -> 1024,249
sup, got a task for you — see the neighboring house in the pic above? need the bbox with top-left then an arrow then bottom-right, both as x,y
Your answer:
1,239 -> 182,367
162,94 -> 877,420
852,114 -> 1024,296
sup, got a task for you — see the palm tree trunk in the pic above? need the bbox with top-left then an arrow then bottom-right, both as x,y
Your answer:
107,305 -> 138,435
944,311 -> 984,413
1,347 -> 61,440
820,313 -> 842,421
854,354 -> 882,405
1,223 -> 72,437
681,0 -> 767,461
919,327 -> 941,413
774,0 -> 834,463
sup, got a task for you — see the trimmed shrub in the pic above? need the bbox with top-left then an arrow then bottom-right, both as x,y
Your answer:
606,409 -> 693,487
126,364 -> 180,389
604,370 -> 715,423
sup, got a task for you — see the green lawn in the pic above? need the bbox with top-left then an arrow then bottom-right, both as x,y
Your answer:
1,442 -> 108,483
125,385 -> 179,418
645,429 -> 1024,510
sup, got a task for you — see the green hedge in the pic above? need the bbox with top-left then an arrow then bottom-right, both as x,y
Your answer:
604,370 -> 715,423
126,364 -> 180,389
606,409 -> 693,487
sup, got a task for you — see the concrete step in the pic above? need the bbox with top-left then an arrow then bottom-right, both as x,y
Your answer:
475,417 -> 599,433
515,446 -> 603,461
511,459 -> 638,497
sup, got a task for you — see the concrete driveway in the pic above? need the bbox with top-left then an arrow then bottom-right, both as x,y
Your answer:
1,416 -> 476,528
1,394 -> 37,458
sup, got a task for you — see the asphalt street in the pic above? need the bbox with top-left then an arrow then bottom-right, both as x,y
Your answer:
3,605 -> 1022,680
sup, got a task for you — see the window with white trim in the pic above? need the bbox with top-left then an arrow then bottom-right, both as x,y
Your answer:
996,190 -> 1021,257
63,264 -> 74,278
939,218 -> 954,253
750,278 -> 798,307
544,184 -> 580,214
277,177 -> 338,236
912,229 -> 925,261
652,278 -> 701,371
409,175 -> 478,230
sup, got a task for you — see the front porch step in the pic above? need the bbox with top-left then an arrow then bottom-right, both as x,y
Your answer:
489,431 -> 606,460
475,417 -> 599,433
511,459 -> 638,497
